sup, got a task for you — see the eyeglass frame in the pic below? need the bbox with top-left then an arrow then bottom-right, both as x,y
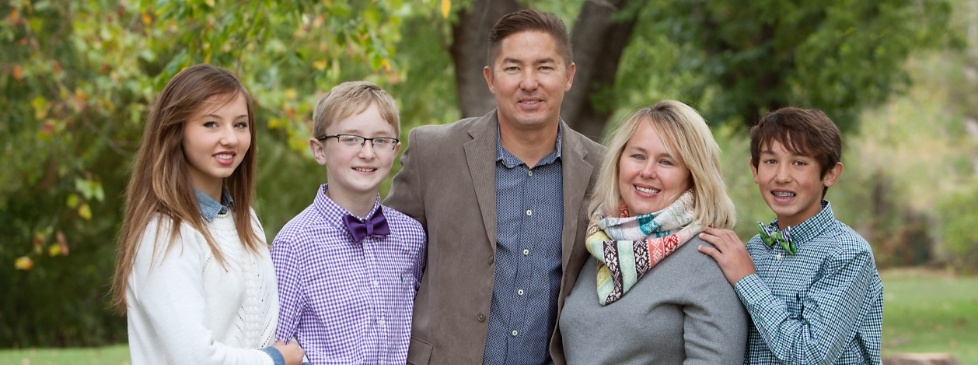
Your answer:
315,133 -> 400,151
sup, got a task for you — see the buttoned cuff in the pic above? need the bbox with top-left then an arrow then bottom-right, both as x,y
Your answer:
259,346 -> 285,365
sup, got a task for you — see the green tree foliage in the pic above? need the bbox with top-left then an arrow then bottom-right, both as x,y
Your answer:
1,0 -> 138,346
0,0 -> 438,346
446,0 -> 957,137
616,0 -> 957,130
938,181 -> 978,272
935,0 -> 978,272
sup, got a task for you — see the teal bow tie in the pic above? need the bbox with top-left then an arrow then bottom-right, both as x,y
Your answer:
757,222 -> 796,255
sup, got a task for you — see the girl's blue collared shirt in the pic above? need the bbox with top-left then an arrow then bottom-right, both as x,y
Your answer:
193,188 -> 234,222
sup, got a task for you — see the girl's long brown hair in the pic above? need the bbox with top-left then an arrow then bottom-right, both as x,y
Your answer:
110,64 -> 262,313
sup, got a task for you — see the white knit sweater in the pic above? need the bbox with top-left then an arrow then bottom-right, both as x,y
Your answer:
126,211 -> 278,365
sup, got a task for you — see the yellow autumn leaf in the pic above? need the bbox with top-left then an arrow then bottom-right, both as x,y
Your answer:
32,96 -> 47,120
141,11 -> 152,26
66,193 -> 79,208
15,256 -> 33,270
78,203 -> 93,220
290,135 -> 308,152
441,0 -> 451,19
49,245 -> 61,257
74,89 -> 90,101
313,60 -> 327,70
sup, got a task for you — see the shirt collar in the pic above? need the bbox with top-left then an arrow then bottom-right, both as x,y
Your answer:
194,187 -> 234,222
495,122 -> 563,167
768,200 -> 834,250
314,184 -> 383,222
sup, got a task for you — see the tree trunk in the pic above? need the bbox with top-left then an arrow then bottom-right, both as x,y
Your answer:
450,0 -> 639,141
563,0 -> 638,141
450,0 -> 521,118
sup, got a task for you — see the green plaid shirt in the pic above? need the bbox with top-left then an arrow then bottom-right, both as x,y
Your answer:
735,201 -> 883,364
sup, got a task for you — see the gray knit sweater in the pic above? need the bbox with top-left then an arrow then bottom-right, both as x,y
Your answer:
559,236 -> 748,365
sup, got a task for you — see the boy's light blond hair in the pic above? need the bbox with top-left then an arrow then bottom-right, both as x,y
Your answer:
313,81 -> 399,138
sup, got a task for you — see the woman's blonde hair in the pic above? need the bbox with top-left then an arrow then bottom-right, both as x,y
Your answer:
589,100 -> 735,228
111,64 -> 263,313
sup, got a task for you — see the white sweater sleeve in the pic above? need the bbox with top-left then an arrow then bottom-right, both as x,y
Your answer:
126,216 -> 274,365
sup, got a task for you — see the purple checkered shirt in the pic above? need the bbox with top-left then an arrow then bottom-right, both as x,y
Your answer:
271,184 -> 426,364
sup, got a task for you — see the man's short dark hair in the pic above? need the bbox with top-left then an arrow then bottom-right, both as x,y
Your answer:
487,9 -> 573,67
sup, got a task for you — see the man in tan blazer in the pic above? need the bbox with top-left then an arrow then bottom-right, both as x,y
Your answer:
386,9 -> 606,365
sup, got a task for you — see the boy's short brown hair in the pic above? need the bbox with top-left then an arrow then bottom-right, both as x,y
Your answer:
750,107 -> 842,179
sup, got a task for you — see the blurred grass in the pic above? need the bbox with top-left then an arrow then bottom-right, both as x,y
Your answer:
1,270 -> 973,364
0,344 -> 129,365
881,269 -> 978,364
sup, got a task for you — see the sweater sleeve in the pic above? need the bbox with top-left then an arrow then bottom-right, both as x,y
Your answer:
681,244 -> 749,365
127,217 -> 274,365
734,249 -> 877,364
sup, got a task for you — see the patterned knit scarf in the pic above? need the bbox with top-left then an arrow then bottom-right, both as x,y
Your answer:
586,191 -> 702,305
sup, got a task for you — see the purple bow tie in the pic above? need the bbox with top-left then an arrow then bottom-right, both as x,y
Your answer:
342,210 -> 391,244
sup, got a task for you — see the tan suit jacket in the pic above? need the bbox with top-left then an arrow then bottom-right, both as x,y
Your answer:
386,110 -> 605,365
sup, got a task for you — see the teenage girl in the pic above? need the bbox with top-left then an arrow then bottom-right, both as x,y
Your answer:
110,64 -> 303,365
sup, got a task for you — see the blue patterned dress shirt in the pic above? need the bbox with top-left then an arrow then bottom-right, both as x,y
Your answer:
736,201 -> 883,364
483,127 -> 564,365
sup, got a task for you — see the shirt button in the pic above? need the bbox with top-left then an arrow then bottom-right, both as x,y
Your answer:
378,318 -> 385,326
528,170 -> 533,176
523,249 -> 529,256
477,313 -> 486,322
373,280 -> 379,287
776,253 -> 782,260
511,330 -> 518,336
517,289 -> 524,296
526,210 -> 532,216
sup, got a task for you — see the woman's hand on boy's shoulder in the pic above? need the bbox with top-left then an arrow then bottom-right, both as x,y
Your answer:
697,227 -> 756,285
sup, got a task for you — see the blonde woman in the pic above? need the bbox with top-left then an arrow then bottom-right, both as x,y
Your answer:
559,100 -> 747,364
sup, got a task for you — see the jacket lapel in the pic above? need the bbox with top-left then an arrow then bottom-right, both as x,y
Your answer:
464,111 -> 500,249
559,122 -> 594,270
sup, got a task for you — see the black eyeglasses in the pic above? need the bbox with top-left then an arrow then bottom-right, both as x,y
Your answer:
316,134 -> 400,151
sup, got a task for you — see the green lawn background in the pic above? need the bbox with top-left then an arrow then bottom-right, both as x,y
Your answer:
1,269 -> 974,365
881,269 -> 978,363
